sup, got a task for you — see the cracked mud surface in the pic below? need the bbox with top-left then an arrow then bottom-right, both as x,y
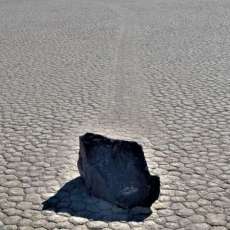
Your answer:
0,0 -> 230,229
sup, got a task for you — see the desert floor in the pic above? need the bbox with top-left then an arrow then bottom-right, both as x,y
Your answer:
0,0 -> 229,229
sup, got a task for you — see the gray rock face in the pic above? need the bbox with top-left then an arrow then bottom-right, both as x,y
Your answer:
77,133 -> 160,209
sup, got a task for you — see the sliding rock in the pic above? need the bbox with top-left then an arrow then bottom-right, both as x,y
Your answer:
78,133 -> 159,209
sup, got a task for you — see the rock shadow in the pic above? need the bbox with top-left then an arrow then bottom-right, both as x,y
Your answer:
42,176 -> 160,221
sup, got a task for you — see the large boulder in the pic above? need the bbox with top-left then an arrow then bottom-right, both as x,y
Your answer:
77,133 -> 159,209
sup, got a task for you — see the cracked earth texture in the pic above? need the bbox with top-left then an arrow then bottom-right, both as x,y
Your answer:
0,0 -> 230,229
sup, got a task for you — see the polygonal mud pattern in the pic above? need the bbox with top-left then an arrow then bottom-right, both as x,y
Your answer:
0,0 -> 230,229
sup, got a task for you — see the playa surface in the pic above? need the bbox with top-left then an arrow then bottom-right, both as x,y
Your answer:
0,0 -> 229,229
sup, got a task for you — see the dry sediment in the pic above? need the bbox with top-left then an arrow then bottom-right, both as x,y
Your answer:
0,0 -> 230,229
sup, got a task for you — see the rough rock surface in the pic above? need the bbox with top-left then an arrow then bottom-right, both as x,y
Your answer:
78,133 -> 159,208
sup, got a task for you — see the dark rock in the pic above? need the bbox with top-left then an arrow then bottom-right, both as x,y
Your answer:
77,133 -> 160,209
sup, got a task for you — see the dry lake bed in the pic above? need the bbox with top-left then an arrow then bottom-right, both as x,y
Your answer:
0,0 -> 230,229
